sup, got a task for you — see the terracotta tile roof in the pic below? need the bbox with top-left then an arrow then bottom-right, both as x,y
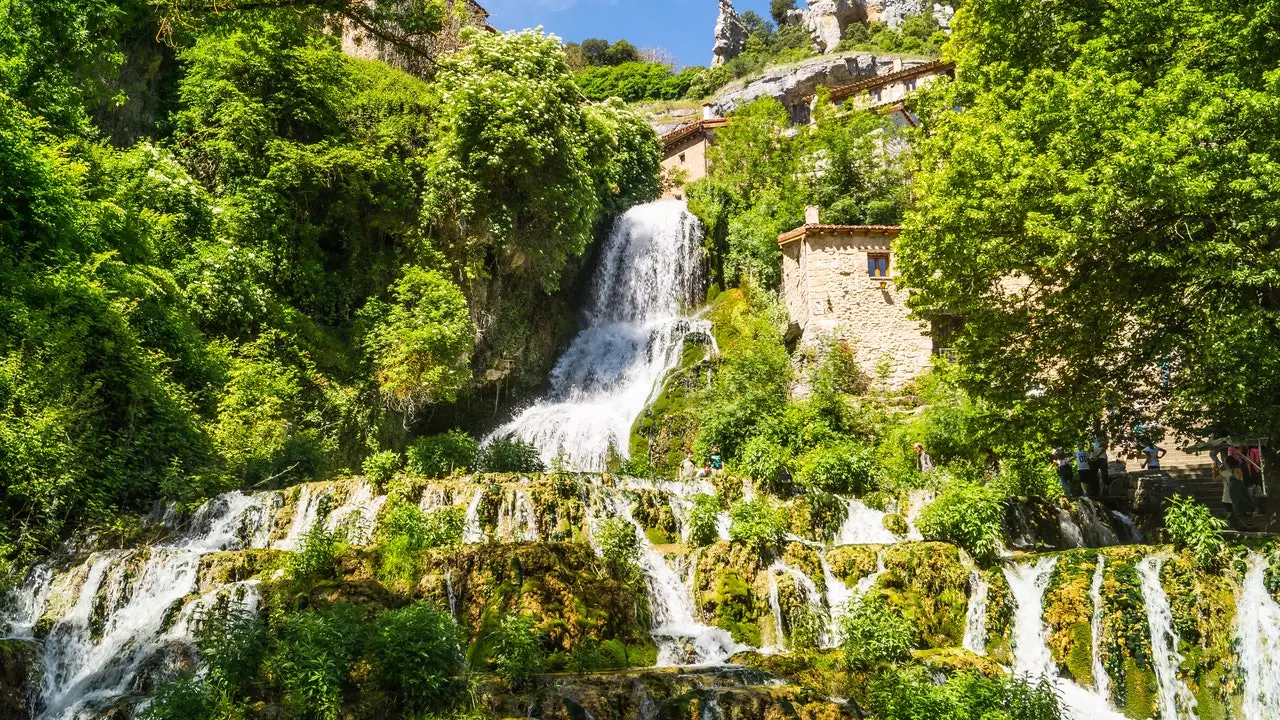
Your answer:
778,224 -> 903,246
661,118 -> 731,152
820,60 -> 955,103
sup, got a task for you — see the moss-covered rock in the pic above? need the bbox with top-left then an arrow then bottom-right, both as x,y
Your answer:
824,545 -> 880,586
873,542 -> 969,650
0,640 -> 34,720
693,542 -> 766,647
1043,550 -> 1098,687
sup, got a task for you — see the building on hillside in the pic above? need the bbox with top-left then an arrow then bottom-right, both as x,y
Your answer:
799,60 -> 955,126
341,0 -> 496,76
659,109 -> 730,200
778,210 -> 940,388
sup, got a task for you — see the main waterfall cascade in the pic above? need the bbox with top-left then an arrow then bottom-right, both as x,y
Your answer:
489,200 -> 710,471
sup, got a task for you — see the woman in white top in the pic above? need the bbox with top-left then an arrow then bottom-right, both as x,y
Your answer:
1142,444 -> 1166,470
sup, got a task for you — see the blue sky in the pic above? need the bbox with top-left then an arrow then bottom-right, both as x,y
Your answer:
480,0 -> 779,67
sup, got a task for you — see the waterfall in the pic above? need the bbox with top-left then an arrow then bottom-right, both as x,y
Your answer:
766,568 -> 785,652
820,552 -> 853,648
602,493 -> 736,666
1075,500 -> 1120,547
1004,558 -> 1126,720
489,200 -> 707,471
837,498 -> 900,545
962,569 -> 989,655
462,486 -> 486,544
6,492 -> 278,720
1056,507 -> 1086,549
1236,553 -> 1280,719
1136,556 -> 1199,720
1091,555 -> 1111,701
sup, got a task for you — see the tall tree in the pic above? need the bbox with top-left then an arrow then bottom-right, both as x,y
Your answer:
898,0 -> 1280,443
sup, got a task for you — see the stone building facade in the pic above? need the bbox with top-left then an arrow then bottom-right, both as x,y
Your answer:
341,0 -> 495,77
659,115 -> 729,200
778,221 -> 934,387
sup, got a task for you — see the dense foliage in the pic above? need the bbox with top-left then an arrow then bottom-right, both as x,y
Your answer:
900,0 -> 1280,446
0,3 -> 660,570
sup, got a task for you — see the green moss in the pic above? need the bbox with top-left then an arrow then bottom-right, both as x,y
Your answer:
1122,657 -> 1156,720
694,542 -> 766,647
826,545 -> 880,586
873,543 -> 969,649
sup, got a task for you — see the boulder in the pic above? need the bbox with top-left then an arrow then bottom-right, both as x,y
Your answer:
708,53 -> 931,118
800,0 -> 866,53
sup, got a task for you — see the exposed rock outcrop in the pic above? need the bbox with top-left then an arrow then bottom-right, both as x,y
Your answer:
706,53 -> 931,118
712,0 -> 748,66
799,0 -> 867,53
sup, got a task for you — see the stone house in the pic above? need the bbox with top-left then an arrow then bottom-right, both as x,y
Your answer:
660,112 -> 730,200
778,213 -> 938,387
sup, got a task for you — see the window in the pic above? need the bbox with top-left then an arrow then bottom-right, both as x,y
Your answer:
867,253 -> 890,279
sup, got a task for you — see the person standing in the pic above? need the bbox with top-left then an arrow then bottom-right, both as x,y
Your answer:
1075,444 -> 1093,497
1141,443 -> 1166,471
1054,448 -> 1075,497
1225,456 -> 1254,530
709,447 -> 723,473
679,450 -> 697,481
914,443 -> 935,474
983,448 -> 1000,477
1089,437 -> 1109,499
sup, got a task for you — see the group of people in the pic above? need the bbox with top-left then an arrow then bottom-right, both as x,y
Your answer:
1211,444 -> 1265,529
1054,439 -> 1111,498
679,447 -> 723,480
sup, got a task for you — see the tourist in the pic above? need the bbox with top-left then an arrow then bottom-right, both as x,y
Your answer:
1074,444 -> 1092,497
1054,448 -> 1075,497
913,443 -> 935,474
1224,456 -> 1253,530
1141,443 -> 1166,471
983,448 -> 1000,477
1089,437 -> 1109,498
679,450 -> 697,481
710,446 -> 723,473
696,461 -> 714,479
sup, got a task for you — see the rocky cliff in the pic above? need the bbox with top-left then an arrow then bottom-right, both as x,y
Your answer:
705,53 -> 934,118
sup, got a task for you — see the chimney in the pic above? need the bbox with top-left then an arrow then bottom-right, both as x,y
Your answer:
702,104 -> 719,121
805,206 -> 821,225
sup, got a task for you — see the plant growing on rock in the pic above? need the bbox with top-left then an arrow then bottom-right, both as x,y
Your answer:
362,450 -> 403,485
371,602 -> 467,710
917,481 -> 1005,564
477,438 -> 546,474
686,494 -> 722,547
596,517 -> 641,567
729,500 -> 785,556
795,442 -> 876,495
288,524 -> 340,584
407,430 -> 478,478
839,594 -> 914,670
1164,494 -> 1227,571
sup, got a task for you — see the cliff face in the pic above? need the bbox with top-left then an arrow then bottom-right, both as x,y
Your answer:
706,53 -> 933,118
711,0 -> 748,66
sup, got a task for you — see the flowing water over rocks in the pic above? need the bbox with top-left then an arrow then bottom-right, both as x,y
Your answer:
1236,553 -> 1280,719
1137,555 -> 1199,720
489,200 -> 709,471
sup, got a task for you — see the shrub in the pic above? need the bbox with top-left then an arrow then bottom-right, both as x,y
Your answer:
491,614 -> 543,689
193,602 -> 267,697
839,595 -> 914,670
787,604 -> 825,651
137,676 -> 212,720
729,500 -> 785,555
288,525 -> 339,583
795,442 -> 876,495
377,499 -> 465,585
267,606 -> 363,720
596,516 -> 641,566
362,450 -> 403,485
686,493 -> 722,547
476,438 -> 546,474
882,513 -> 909,537
619,453 -> 655,478
407,430 -> 478,478
736,435 -> 789,487
371,602 -> 466,710
916,481 -> 1006,564
1165,494 -> 1227,571
866,667 -> 1063,720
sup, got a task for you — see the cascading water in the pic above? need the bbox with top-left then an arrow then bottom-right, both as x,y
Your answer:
962,569 -> 989,655
1136,556 -> 1199,720
1236,553 -> 1280,719
820,552 -> 853,647
1004,558 -> 1126,720
837,498 -> 900,545
489,200 -> 708,471
1090,555 -> 1111,701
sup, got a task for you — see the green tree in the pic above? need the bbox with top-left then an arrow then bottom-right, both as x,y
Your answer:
360,266 -> 475,416
899,0 -> 1280,445
771,0 -> 797,25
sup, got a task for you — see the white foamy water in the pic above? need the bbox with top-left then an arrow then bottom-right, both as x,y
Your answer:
5,492 -> 279,720
1005,558 -> 1126,720
962,568 -> 989,655
1136,555 -> 1199,720
1091,555 -> 1111,701
837,498 -> 900,545
488,200 -> 707,471
1236,552 -> 1280,719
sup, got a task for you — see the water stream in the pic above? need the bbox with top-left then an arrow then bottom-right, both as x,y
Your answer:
1004,558 -> 1126,720
1136,555 -> 1199,720
489,200 -> 708,471
962,568 -> 989,655
1236,553 -> 1280,719
1090,555 -> 1111,701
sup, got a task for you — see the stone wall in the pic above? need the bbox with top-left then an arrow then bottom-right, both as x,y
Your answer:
341,0 -> 491,77
660,134 -> 713,200
780,228 -> 933,387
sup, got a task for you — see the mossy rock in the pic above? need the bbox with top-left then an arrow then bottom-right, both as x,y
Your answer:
824,545 -> 881,586
1100,547 -> 1157,717
983,568 -> 1013,662
871,542 -> 969,649
694,542 -> 766,647
0,639 -> 35,720
1043,549 -> 1097,686
197,549 -> 284,591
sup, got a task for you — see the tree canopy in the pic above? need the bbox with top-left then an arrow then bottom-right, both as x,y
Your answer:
899,0 -> 1280,444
